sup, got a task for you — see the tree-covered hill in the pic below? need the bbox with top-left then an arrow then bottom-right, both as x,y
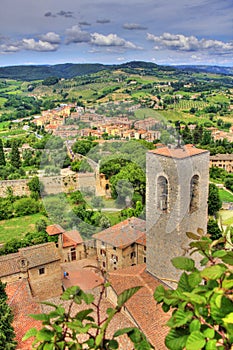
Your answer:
0,63 -> 109,80
0,61 -> 232,81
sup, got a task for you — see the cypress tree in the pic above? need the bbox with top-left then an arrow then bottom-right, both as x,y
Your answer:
10,141 -> 21,169
0,281 -> 17,349
0,139 -> 6,166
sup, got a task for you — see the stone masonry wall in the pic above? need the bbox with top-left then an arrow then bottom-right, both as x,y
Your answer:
146,151 -> 209,287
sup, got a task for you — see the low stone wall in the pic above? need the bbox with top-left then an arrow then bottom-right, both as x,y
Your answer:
0,179 -> 31,197
0,172 -> 105,197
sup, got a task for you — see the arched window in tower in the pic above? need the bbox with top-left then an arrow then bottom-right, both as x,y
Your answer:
189,175 -> 199,213
157,176 -> 168,212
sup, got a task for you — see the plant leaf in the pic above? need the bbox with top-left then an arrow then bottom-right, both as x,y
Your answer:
167,309 -> 193,328
117,286 -> 142,308
200,265 -> 227,280
171,257 -> 195,271
186,331 -> 206,350
165,329 -> 188,350
221,252 -> 233,265
186,231 -> 201,240
22,328 -> 37,341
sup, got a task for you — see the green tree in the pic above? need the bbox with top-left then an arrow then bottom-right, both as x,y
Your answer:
110,163 -> 146,203
0,139 -> 6,166
9,140 -> 21,169
13,197 -> 40,217
0,280 -> 17,349
207,218 -> 222,240
192,125 -> 203,145
208,183 -> 222,216
28,176 -> 43,200
72,140 -> 96,156
181,125 -> 192,144
35,219 -> 48,233
91,196 -> 105,210
224,177 -> 233,192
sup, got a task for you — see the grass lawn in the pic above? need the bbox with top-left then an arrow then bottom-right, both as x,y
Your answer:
104,211 -> 121,226
0,213 -> 50,243
219,189 -> 233,202
219,210 -> 233,226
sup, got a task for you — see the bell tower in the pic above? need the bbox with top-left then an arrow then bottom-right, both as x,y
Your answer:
146,144 -> 209,286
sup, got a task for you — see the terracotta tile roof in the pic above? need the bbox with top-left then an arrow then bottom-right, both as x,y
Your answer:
136,235 -> 146,246
19,242 -> 60,268
46,224 -> 65,235
109,264 -> 171,349
0,243 -> 60,277
6,280 -> 42,350
93,217 -> 146,248
63,230 -> 83,248
210,153 -> 233,161
0,252 -> 21,278
149,145 -> 209,159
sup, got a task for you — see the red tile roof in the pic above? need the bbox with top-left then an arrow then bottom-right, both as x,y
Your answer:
136,235 -> 146,246
149,145 -> 209,159
46,224 -> 65,235
109,264 -> 171,349
0,252 -> 21,278
93,217 -> 146,249
6,280 -> 42,350
63,230 -> 83,248
0,243 -> 60,277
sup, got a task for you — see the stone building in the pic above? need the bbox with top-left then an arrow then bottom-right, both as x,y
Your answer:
210,153 -> 233,173
146,144 -> 209,286
93,217 -> 146,271
0,242 -> 62,300
46,224 -> 96,262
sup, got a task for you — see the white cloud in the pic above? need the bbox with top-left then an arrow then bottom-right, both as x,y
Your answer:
147,32 -> 233,53
90,33 -> 141,49
0,44 -> 20,53
22,39 -> 59,51
65,25 -> 91,44
39,32 -> 61,44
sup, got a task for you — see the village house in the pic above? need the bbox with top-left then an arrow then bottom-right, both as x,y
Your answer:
210,153 -> 233,173
134,117 -> 159,130
92,217 -> 146,271
46,224 -> 96,263
0,242 -> 62,301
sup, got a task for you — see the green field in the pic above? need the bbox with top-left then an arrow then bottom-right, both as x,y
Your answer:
219,189 -> 233,203
0,213 -> 50,243
219,210 -> 233,226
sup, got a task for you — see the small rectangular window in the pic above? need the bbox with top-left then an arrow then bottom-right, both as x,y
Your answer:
130,252 -> 136,259
39,267 -> 45,275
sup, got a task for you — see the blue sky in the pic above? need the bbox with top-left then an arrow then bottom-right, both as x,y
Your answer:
0,0 -> 232,67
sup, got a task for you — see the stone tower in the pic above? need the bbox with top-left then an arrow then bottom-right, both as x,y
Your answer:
146,144 -> 209,286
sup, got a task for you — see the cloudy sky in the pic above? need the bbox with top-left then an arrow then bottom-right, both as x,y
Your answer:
0,0 -> 232,67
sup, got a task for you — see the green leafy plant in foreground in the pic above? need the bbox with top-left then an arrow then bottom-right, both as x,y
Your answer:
154,227 -> 233,350
23,280 -> 153,349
